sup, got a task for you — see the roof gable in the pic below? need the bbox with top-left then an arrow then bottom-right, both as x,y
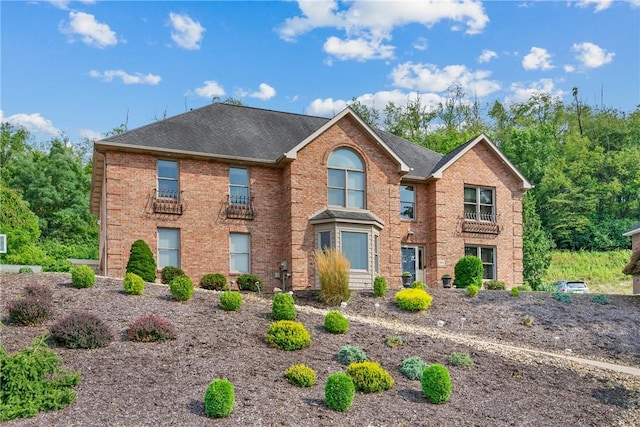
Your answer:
428,134 -> 533,190
623,222 -> 640,237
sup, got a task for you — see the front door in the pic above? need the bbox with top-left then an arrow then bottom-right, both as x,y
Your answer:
401,245 -> 424,283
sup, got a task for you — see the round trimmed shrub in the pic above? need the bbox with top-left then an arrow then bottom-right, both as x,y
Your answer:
49,312 -> 113,349
18,266 -> 34,274
401,356 -> 427,380
373,275 -> 387,297
324,310 -> 349,334
169,275 -> 194,301
125,239 -> 156,283
204,379 -> 234,418
6,297 -> 53,326
123,272 -> 145,295
236,273 -> 263,292
272,292 -> 296,320
510,287 -> 520,297
128,314 -> 177,342
466,284 -> 479,298
325,372 -> 355,412
71,264 -> 95,289
284,364 -> 316,387
453,255 -> 483,289
346,361 -> 394,393
411,280 -> 426,290
337,345 -> 368,365
161,266 -> 184,285
447,352 -> 474,368
265,320 -> 311,351
220,291 -> 242,311
200,273 -> 228,291
421,364 -> 452,404
484,280 -> 506,290
395,288 -> 433,311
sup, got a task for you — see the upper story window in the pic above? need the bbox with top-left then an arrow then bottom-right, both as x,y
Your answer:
400,185 -> 415,220
464,186 -> 495,221
157,160 -> 179,199
328,148 -> 365,209
229,167 -> 249,206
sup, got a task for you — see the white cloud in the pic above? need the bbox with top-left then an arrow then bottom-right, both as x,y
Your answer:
575,0 -> 613,12
522,47 -> 554,70
79,129 -> 102,141
505,79 -> 565,105
564,64 -> 576,73
390,62 -> 500,97
478,49 -> 497,63
413,37 -> 428,51
169,12 -> 205,50
0,110 -> 60,136
307,98 -> 349,117
192,81 -> 225,98
249,83 -> 276,101
60,11 -> 118,48
323,35 -> 394,61
572,42 -> 615,68
48,0 -> 96,10
89,69 -> 161,85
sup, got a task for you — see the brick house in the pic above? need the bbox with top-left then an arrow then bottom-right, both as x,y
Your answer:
623,222 -> 640,294
90,103 -> 532,290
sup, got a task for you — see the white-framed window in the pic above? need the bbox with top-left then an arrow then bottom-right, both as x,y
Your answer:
328,148 -> 365,209
157,160 -> 179,199
464,186 -> 495,221
318,231 -> 332,250
229,167 -> 249,206
400,185 -> 415,220
341,231 -> 368,271
158,228 -> 180,269
230,233 -> 250,273
465,245 -> 496,280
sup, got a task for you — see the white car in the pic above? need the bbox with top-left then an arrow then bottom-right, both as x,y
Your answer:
553,280 -> 590,294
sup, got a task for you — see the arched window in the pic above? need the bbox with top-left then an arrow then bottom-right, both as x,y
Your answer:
328,148 -> 365,209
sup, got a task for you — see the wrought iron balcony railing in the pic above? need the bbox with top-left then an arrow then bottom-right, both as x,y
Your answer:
225,195 -> 255,220
462,211 -> 500,234
152,189 -> 183,215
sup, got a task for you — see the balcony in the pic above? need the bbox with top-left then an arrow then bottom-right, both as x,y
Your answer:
225,195 -> 255,220
462,211 -> 501,235
152,189 -> 183,215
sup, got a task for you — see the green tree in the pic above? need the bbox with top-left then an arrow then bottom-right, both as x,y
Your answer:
0,184 -> 40,260
126,240 -> 157,282
522,193 -> 553,289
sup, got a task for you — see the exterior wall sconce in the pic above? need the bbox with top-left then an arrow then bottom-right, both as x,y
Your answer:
407,229 -> 414,237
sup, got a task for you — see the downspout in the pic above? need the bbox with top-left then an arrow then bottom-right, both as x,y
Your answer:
103,154 -> 108,277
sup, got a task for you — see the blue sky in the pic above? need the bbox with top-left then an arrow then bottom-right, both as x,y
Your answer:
2,0 -> 639,144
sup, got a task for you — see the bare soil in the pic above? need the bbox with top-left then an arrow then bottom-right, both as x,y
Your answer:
1,273 -> 639,427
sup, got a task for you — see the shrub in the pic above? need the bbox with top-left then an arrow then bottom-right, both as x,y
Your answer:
522,315 -> 534,327
125,240 -> 156,283
23,284 -> 53,305
272,292 -> 296,320
401,356 -> 427,380
346,361 -> 394,393
373,276 -> 387,297
553,292 -> 573,303
49,312 -> 113,349
200,273 -> 228,291
325,372 -> 355,412
160,266 -> 184,285
447,352 -> 474,368
385,335 -> 403,348
453,255 -> 483,289
411,280 -> 426,290
337,345 -> 368,365
315,248 -> 350,306
510,287 -> 520,297
265,320 -> 311,351
169,275 -> 194,301
71,265 -> 95,289
123,272 -> 145,295
517,284 -> 532,292
591,294 -> 609,305
204,379 -> 234,418
284,364 -> 316,387
421,364 -> 452,404
18,266 -> 34,274
128,314 -> 177,342
0,336 -> 81,421
466,285 -> 479,298
324,310 -> 349,334
220,291 -> 242,311
395,288 -> 433,311
484,280 -> 506,290
236,274 -> 262,292
6,284 -> 54,326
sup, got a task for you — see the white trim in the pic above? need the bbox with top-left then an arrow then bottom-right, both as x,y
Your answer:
623,226 -> 640,237
0,234 -> 6,253
429,134 -> 533,190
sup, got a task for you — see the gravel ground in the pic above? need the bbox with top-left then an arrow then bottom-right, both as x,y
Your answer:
1,273 -> 639,427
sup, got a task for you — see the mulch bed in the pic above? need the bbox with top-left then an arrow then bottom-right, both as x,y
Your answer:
1,273 -> 639,426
